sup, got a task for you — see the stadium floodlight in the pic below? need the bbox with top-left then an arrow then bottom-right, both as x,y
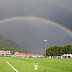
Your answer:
44,40 -> 47,57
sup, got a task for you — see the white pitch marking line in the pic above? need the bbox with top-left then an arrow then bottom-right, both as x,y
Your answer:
6,61 -> 19,72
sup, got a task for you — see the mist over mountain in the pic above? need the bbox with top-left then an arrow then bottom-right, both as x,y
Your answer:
0,34 -> 29,53
0,19 -> 72,54
0,0 -> 72,54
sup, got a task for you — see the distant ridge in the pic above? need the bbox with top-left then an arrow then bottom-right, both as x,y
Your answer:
0,34 -> 29,53
0,19 -> 72,55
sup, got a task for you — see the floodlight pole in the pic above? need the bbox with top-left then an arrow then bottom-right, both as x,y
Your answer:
44,40 -> 47,57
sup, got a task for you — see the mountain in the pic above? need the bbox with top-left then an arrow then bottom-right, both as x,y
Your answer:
0,19 -> 72,54
0,34 -> 29,53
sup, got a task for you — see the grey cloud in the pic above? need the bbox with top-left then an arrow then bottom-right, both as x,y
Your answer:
0,19 -> 72,54
0,0 -> 72,30
0,0 -> 72,54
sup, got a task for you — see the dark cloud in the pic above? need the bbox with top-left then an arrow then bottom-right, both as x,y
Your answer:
0,0 -> 72,30
47,6 -> 72,30
0,0 -> 72,54
0,19 -> 72,54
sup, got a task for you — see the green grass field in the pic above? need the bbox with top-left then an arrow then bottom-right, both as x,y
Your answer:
0,57 -> 72,72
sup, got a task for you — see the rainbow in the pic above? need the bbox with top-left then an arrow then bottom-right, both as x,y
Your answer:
0,16 -> 72,34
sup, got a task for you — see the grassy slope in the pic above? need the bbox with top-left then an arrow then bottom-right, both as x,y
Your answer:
0,57 -> 72,72
0,34 -> 29,53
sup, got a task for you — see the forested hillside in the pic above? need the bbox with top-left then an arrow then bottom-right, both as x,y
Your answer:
0,34 -> 29,53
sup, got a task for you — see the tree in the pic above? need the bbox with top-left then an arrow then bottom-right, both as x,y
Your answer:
45,45 -> 72,56
63,45 -> 72,54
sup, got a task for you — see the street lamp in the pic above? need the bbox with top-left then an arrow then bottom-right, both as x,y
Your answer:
44,40 -> 47,57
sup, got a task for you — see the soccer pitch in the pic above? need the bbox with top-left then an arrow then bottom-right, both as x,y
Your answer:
0,57 -> 72,72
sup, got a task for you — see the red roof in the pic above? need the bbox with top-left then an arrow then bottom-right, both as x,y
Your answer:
15,53 -> 24,56
33,55 -> 43,57
2,51 -> 10,54
0,51 -> 1,54
26,54 -> 33,57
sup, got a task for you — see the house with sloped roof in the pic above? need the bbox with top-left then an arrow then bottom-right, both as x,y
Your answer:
0,50 -> 11,56
14,52 -> 24,57
33,55 -> 44,58
62,54 -> 72,59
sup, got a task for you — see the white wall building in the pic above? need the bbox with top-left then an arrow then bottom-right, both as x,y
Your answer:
0,50 -> 11,56
62,54 -> 72,59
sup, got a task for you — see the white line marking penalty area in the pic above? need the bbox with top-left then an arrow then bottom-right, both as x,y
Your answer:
6,61 -> 19,72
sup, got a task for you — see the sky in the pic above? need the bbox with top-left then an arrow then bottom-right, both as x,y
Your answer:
0,18 -> 72,54
0,0 -> 72,30
0,0 -> 72,54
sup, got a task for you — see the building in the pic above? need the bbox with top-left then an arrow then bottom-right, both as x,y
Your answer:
26,54 -> 33,58
0,50 -> 11,56
62,54 -> 72,59
32,55 -> 44,58
14,52 -> 24,57
25,54 -> 44,58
